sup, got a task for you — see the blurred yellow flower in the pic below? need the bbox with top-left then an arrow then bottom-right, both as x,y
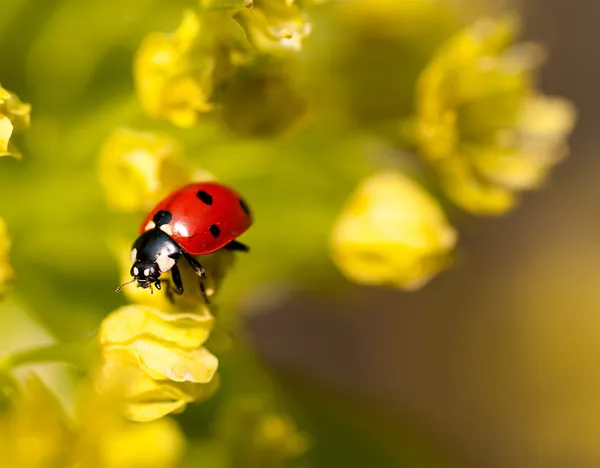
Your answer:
0,376 -> 73,468
76,373 -> 185,468
238,0 -> 312,53
98,128 -> 213,212
330,172 -> 457,290
0,374 -> 184,468
0,85 -> 30,159
415,16 -> 576,214
98,305 -> 219,421
135,10 -> 248,127
0,218 -> 14,298
216,397 -> 309,467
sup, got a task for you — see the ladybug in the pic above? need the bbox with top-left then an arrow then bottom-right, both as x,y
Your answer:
116,182 -> 252,299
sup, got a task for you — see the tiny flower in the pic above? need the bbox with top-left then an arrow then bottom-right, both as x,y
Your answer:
98,305 -> 219,421
98,128 -> 213,212
0,218 -> 14,298
414,16 -> 576,214
330,171 -> 457,290
0,85 -> 30,159
237,0 -> 313,53
216,398 -> 309,465
134,10 -> 248,127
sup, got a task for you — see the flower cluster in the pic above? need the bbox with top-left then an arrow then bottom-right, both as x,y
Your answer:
414,16 -> 576,215
134,0 -> 318,133
0,85 -> 30,158
329,14 -> 575,289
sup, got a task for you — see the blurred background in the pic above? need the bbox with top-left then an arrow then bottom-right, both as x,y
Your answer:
0,0 -> 598,466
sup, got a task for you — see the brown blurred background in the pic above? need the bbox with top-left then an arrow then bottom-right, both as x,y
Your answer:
245,1 -> 600,466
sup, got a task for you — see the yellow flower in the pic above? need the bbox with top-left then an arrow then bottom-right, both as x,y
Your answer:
237,0 -> 312,53
330,171 -> 457,290
134,10 -> 248,127
98,305 -> 219,421
415,16 -> 576,214
98,128 -> 213,212
0,218 -> 14,298
216,397 -> 309,466
0,85 -> 30,159
0,374 -> 184,468
0,376 -> 74,468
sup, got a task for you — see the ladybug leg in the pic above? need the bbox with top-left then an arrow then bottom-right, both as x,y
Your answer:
182,253 -> 210,305
170,264 -> 184,295
224,240 -> 250,252
199,281 -> 210,305
183,253 -> 206,278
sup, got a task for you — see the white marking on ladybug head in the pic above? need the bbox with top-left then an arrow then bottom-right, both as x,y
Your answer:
145,221 -> 156,231
160,224 -> 174,236
130,248 -> 137,264
157,252 -> 176,273
133,267 -> 139,276
173,221 -> 189,237
144,268 -> 150,276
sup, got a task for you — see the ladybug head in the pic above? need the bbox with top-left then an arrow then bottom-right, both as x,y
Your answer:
115,260 -> 162,294
130,260 -> 161,289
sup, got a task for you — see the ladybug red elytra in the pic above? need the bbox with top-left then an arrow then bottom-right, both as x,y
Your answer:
116,182 -> 252,299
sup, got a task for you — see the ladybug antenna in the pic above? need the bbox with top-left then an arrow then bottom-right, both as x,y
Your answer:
115,278 -> 136,293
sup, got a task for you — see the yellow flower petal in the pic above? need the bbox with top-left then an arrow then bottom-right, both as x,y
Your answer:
0,85 -> 30,158
330,172 -> 457,290
124,377 -> 219,423
108,339 -> 218,383
99,347 -> 219,422
0,115 -> 14,155
100,305 -> 214,349
436,156 -> 516,215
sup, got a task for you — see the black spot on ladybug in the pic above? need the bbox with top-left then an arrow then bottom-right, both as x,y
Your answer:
153,210 -> 173,226
196,190 -> 213,205
239,198 -> 251,217
209,224 -> 221,238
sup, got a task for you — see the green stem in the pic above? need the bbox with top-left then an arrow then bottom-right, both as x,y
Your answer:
0,337 -> 99,375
